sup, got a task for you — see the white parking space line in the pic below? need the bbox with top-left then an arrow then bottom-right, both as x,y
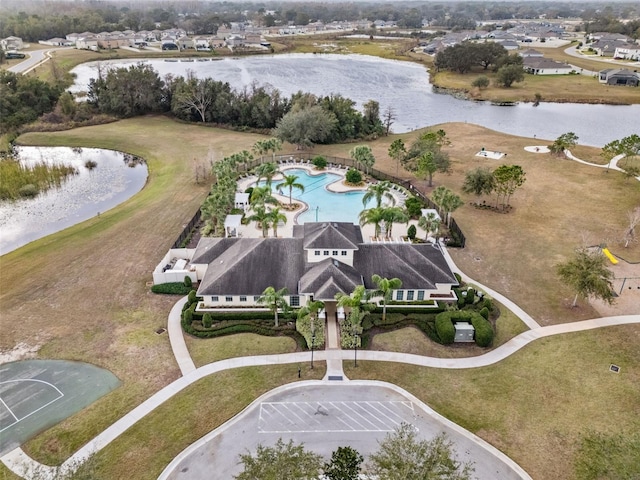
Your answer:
259,401 -> 415,434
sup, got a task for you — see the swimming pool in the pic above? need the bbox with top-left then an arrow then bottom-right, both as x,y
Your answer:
258,168 -> 374,224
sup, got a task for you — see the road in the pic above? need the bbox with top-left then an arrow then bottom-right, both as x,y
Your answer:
7,47 -> 71,74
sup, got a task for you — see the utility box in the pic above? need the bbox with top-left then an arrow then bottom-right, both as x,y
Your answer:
454,322 -> 475,343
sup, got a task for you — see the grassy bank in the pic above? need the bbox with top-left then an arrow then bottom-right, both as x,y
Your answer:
345,324 -> 640,480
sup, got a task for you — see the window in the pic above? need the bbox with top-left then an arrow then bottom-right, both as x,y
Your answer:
396,291 -> 404,301
225,296 -> 233,302
407,290 -> 414,301
341,251 -> 347,256
239,296 -> 247,302
314,250 -> 320,256
254,295 -> 261,302
323,250 -> 329,255
289,296 -> 300,307
211,296 -> 219,302
417,290 -> 425,301
332,250 -> 338,256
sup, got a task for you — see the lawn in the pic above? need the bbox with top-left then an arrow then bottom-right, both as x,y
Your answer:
3,115 -> 638,476
344,324 -> 640,480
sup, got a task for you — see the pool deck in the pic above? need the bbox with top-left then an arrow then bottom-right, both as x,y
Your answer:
236,165 -> 431,242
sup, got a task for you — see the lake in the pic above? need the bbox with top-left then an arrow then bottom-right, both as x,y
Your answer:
0,147 -> 148,255
69,53 -> 640,146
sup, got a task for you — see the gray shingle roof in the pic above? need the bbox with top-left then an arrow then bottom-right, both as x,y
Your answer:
296,222 -> 362,250
197,238 -> 304,296
354,243 -> 457,289
299,258 -> 363,300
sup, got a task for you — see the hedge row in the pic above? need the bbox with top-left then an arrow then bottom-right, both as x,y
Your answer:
373,305 -> 445,315
435,310 -> 494,347
151,283 -> 193,295
296,315 -> 326,350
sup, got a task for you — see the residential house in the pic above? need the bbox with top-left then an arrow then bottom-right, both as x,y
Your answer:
519,48 -> 544,58
177,36 -> 195,50
613,45 -> 640,61
39,38 -> 73,46
1,36 -> 24,50
76,36 -> 99,51
523,57 -> 573,75
598,69 -> 640,87
180,222 -> 458,310
591,39 -> 631,57
226,35 -> 245,48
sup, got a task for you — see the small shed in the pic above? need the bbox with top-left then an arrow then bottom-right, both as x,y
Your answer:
224,214 -> 243,237
454,322 -> 475,343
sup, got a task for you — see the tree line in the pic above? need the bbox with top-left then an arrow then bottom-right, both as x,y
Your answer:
87,63 -> 384,142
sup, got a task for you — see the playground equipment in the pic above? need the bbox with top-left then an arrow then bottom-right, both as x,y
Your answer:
602,247 -> 618,264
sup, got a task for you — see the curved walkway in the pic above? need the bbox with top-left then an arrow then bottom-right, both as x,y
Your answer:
3,313 -> 637,479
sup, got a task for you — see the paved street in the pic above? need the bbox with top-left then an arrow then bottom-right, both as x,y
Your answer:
162,383 -> 529,480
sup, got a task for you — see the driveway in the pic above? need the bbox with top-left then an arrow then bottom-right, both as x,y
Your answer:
7,47 -> 71,74
160,382 -> 530,480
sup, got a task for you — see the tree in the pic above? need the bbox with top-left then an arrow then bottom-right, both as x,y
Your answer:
557,247 -> 615,307
382,106 -> 397,136
431,186 -> 464,227
601,134 -> 640,164
367,423 -> 474,480
372,274 -> 402,322
495,64 -> 525,87
462,167 -> 495,198
254,162 -> 279,187
363,181 -> 395,208
274,105 -> 337,149
256,286 -> 289,326
247,205 -> 272,238
324,446 -> 364,480
493,165 -> 526,209
253,138 -> 283,162
173,73 -> 213,122
415,151 -> 438,188
268,207 -> 287,238
382,206 -> 409,238
418,212 -> 441,240
362,99 -> 383,137
622,206 -> 640,248
549,132 -> 579,156
235,438 -> 322,480
350,145 -> 376,175
359,207 -> 386,239
388,138 -> 406,175
471,76 -> 490,89
335,285 -> 374,318
276,174 -> 305,205
250,185 -> 278,208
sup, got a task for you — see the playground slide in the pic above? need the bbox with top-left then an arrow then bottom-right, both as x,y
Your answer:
602,248 -> 619,264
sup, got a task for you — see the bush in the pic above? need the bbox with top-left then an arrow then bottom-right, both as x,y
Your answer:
483,298 -> 493,311
470,315 -> 493,347
465,288 -> 475,305
188,289 -> 198,304
244,186 -> 254,197
202,313 -> 213,328
312,156 -> 327,169
18,184 -> 39,198
435,316 -> 455,344
184,276 -> 193,288
454,272 -> 462,284
151,283 -> 193,295
84,160 -> 98,170
472,76 -> 490,89
407,224 -> 417,241
479,306 -> 490,320
345,168 -> 362,184
184,308 -> 193,325
404,197 -> 424,218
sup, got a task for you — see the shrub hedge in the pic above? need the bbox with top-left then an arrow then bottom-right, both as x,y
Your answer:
184,276 -> 193,288
435,310 -> 494,347
151,283 -> 193,295
435,315 -> 456,344
471,315 -> 494,347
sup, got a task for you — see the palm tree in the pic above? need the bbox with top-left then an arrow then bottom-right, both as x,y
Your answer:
388,138 -> 406,175
335,285 -> 374,318
381,206 -> 409,238
268,207 -> 287,238
371,274 -> 402,322
431,186 -> 463,227
350,145 -> 376,175
359,207 -> 386,240
297,299 -> 325,349
254,161 -> 279,187
247,205 -> 271,238
362,181 -> 396,208
257,286 -> 288,327
250,186 -> 278,208
276,174 -> 305,205
418,212 -> 441,240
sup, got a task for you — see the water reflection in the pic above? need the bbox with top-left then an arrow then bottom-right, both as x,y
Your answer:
69,54 -> 640,146
0,147 -> 148,255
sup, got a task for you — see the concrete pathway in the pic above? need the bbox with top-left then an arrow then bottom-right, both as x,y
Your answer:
4,313 -> 637,479
167,296 -> 196,375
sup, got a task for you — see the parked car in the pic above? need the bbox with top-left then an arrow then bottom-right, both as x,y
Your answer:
5,51 -> 26,59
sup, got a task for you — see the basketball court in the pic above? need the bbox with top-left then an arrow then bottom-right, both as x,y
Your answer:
0,360 -> 120,456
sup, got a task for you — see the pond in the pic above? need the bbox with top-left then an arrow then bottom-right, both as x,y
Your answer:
69,54 -> 640,146
0,147 -> 148,255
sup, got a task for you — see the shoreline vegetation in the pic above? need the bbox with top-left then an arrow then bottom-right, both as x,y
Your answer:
0,156 -> 78,200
